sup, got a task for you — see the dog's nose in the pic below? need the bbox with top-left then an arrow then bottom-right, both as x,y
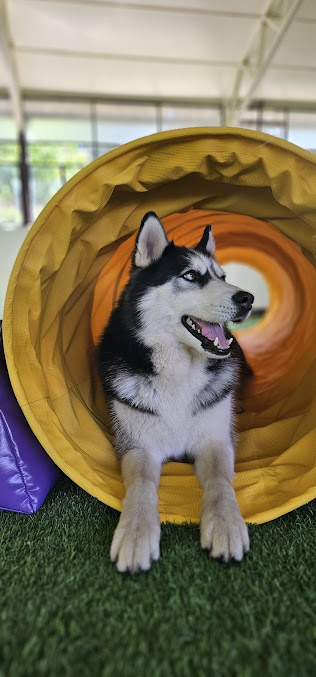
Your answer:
233,290 -> 254,307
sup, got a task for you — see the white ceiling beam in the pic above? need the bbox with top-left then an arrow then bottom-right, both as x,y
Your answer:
33,0 -> 261,20
17,45 -> 316,73
29,0 -> 316,24
224,0 -> 304,126
0,0 -> 23,132
17,45 -> 238,68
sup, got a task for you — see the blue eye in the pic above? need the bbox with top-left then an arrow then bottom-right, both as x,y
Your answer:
182,270 -> 197,282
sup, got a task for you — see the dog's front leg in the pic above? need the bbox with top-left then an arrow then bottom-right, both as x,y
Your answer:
110,448 -> 161,573
194,446 -> 249,562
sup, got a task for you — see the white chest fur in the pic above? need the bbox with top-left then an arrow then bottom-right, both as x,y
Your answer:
111,343 -> 234,462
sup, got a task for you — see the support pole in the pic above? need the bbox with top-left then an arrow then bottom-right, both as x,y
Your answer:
225,0 -> 304,126
0,0 -> 30,225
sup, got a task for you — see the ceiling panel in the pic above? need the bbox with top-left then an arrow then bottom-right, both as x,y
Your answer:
10,1 -> 257,62
296,0 -> 316,20
17,51 -> 235,99
271,22 -> 316,68
256,67 -> 316,102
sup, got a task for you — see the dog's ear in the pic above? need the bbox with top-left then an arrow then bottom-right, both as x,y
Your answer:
133,212 -> 169,268
195,225 -> 215,257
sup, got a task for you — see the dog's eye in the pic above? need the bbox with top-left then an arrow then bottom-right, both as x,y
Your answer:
182,270 -> 198,282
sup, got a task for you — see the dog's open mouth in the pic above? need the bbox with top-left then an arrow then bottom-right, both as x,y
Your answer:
181,315 -> 233,356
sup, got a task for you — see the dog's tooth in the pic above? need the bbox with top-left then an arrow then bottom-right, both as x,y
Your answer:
187,318 -> 193,327
214,337 -> 219,347
228,338 -> 233,345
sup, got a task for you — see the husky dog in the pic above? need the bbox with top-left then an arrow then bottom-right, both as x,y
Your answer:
97,212 -> 254,573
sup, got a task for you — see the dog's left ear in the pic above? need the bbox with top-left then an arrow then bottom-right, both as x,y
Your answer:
195,225 -> 215,257
133,212 -> 169,268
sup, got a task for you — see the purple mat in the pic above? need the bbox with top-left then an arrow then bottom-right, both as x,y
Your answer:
0,321 -> 60,513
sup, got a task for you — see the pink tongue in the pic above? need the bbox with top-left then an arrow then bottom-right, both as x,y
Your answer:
193,318 -> 230,349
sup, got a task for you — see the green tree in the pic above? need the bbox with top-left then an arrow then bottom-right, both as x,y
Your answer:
0,141 -> 90,226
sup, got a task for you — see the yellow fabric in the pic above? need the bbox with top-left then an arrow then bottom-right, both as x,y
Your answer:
3,127 -> 316,524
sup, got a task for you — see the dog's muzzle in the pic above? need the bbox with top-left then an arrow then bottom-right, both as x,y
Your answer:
181,316 -> 233,356
182,291 -> 254,356
232,291 -> 254,323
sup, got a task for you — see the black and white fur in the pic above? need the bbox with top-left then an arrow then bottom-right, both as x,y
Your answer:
97,212 -> 254,573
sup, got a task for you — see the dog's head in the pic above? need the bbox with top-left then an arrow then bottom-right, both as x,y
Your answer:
131,212 -> 254,359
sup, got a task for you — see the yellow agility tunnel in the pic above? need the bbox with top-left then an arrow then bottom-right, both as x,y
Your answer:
4,127 -> 316,525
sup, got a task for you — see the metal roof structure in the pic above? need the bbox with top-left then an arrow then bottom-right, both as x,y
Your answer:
1,0 -> 315,132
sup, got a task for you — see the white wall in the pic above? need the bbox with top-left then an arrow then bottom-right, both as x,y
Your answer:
224,263 -> 269,311
0,228 -> 29,319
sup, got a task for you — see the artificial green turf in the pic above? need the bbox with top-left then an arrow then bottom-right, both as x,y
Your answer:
0,475 -> 315,677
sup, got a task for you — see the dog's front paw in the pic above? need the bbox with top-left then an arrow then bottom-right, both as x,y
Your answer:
200,510 -> 249,562
110,510 -> 161,573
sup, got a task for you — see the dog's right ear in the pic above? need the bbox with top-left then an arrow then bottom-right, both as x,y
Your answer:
133,212 -> 169,268
195,225 -> 215,257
